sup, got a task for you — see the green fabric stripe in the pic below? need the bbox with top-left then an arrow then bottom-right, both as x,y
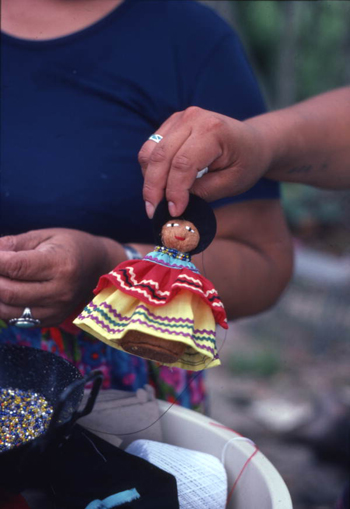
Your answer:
85,305 -> 195,330
82,305 -> 216,344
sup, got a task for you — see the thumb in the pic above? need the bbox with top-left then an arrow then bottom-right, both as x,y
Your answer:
0,235 -> 17,252
191,169 -> 242,203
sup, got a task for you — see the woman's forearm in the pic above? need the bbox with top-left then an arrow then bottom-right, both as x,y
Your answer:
193,201 -> 293,320
247,87 -> 350,189
102,233 -> 293,321
98,237 -> 153,271
139,87 -> 350,217
193,237 -> 292,320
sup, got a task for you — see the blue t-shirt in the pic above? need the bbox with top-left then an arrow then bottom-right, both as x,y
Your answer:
0,0 -> 279,406
1,0 -> 278,242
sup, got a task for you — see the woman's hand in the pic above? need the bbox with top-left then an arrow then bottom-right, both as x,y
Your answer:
141,88 -> 350,211
139,106 -> 272,218
0,228 -> 125,326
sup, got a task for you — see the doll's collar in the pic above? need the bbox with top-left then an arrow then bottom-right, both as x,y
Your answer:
155,245 -> 191,262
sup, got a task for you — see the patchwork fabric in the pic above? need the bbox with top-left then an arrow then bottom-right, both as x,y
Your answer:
92,253 -> 227,329
75,288 -> 220,371
74,248 -> 227,371
0,320 -> 207,411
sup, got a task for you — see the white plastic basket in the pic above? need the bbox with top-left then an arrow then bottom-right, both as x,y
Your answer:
81,389 -> 293,509
157,401 -> 293,509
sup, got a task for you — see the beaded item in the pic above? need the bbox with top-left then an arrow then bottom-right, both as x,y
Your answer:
154,245 -> 191,262
0,388 -> 53,452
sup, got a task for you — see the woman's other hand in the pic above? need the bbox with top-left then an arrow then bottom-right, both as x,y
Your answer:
139,106 -> 272,218
0,228 -> 126,326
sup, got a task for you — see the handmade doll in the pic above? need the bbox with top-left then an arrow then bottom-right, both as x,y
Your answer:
74,195 -> 228,370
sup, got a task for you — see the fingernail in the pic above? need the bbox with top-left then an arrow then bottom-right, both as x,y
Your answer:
145,201 -> 155,219
168,201 -> 176,217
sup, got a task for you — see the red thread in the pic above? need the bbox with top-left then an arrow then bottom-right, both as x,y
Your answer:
226,447 -> 259,506
209,422 -> 245,437
208,422 -> 259,507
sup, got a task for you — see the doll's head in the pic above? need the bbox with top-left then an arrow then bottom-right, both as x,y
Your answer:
161,219 -> 200,253
153,194 -> 217,255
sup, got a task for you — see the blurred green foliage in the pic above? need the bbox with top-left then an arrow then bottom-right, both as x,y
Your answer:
203,1 -> 350,246
229,1 -> 350,245
229,350 -> 281,377
231,1 -> 350,107
282,184 -> 343,227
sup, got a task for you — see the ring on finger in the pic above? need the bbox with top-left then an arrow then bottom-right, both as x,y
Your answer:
148,134 -> 163,144
8,307 -> 41,328
196,167 -> 209,179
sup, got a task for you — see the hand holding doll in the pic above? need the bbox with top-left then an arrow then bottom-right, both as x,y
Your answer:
74,195 -> 228,371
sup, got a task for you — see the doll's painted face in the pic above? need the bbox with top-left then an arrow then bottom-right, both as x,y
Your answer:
161,219 -> 200,253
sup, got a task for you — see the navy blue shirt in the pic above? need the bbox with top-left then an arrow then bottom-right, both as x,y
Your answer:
1,0 -> 278,243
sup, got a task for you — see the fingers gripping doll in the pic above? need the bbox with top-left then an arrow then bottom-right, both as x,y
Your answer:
74,195 -> 228,371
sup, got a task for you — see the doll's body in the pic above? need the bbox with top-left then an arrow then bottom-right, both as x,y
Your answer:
74,198 -> 228,371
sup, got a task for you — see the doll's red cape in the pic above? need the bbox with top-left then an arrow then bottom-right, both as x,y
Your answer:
94,259 -> 228,329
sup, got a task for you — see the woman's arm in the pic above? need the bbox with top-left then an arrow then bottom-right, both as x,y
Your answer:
192,200 -> 293,319
0,210 -> 292,326
251,87 -> 350,189
140,87 -> 350,217
132,200 -> 293,320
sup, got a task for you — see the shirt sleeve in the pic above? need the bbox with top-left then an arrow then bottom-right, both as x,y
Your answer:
186,25 -> 280,203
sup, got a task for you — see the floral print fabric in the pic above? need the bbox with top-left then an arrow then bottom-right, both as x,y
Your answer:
0,321 -> 206,412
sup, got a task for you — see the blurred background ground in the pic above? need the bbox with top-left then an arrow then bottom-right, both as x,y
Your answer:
199,1 -> 350,507
207,255 -> 350,508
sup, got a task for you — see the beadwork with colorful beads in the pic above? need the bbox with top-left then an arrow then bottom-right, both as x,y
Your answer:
0,388 -> 53,452
154,245 -> 191,262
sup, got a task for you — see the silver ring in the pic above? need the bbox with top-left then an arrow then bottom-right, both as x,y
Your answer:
196,167 -> 209,179
148,134 -> 163,144
148,136 -> 208,178
8,307 -> 41,328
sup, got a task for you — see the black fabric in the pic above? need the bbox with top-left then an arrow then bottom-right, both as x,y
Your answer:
47,425 -> 179,509
336,482 -> 350,509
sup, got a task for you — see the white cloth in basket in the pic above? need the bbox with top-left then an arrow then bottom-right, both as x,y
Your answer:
126,439 -> 227,509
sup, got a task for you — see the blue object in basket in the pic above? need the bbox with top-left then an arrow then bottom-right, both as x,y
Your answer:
85,488 -> 141,508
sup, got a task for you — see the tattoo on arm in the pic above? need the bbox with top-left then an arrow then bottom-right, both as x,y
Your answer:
287,164 -> 312,175
286,162 -> 328,175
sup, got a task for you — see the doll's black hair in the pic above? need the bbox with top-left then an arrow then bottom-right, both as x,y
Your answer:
152,194 -> 217,255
